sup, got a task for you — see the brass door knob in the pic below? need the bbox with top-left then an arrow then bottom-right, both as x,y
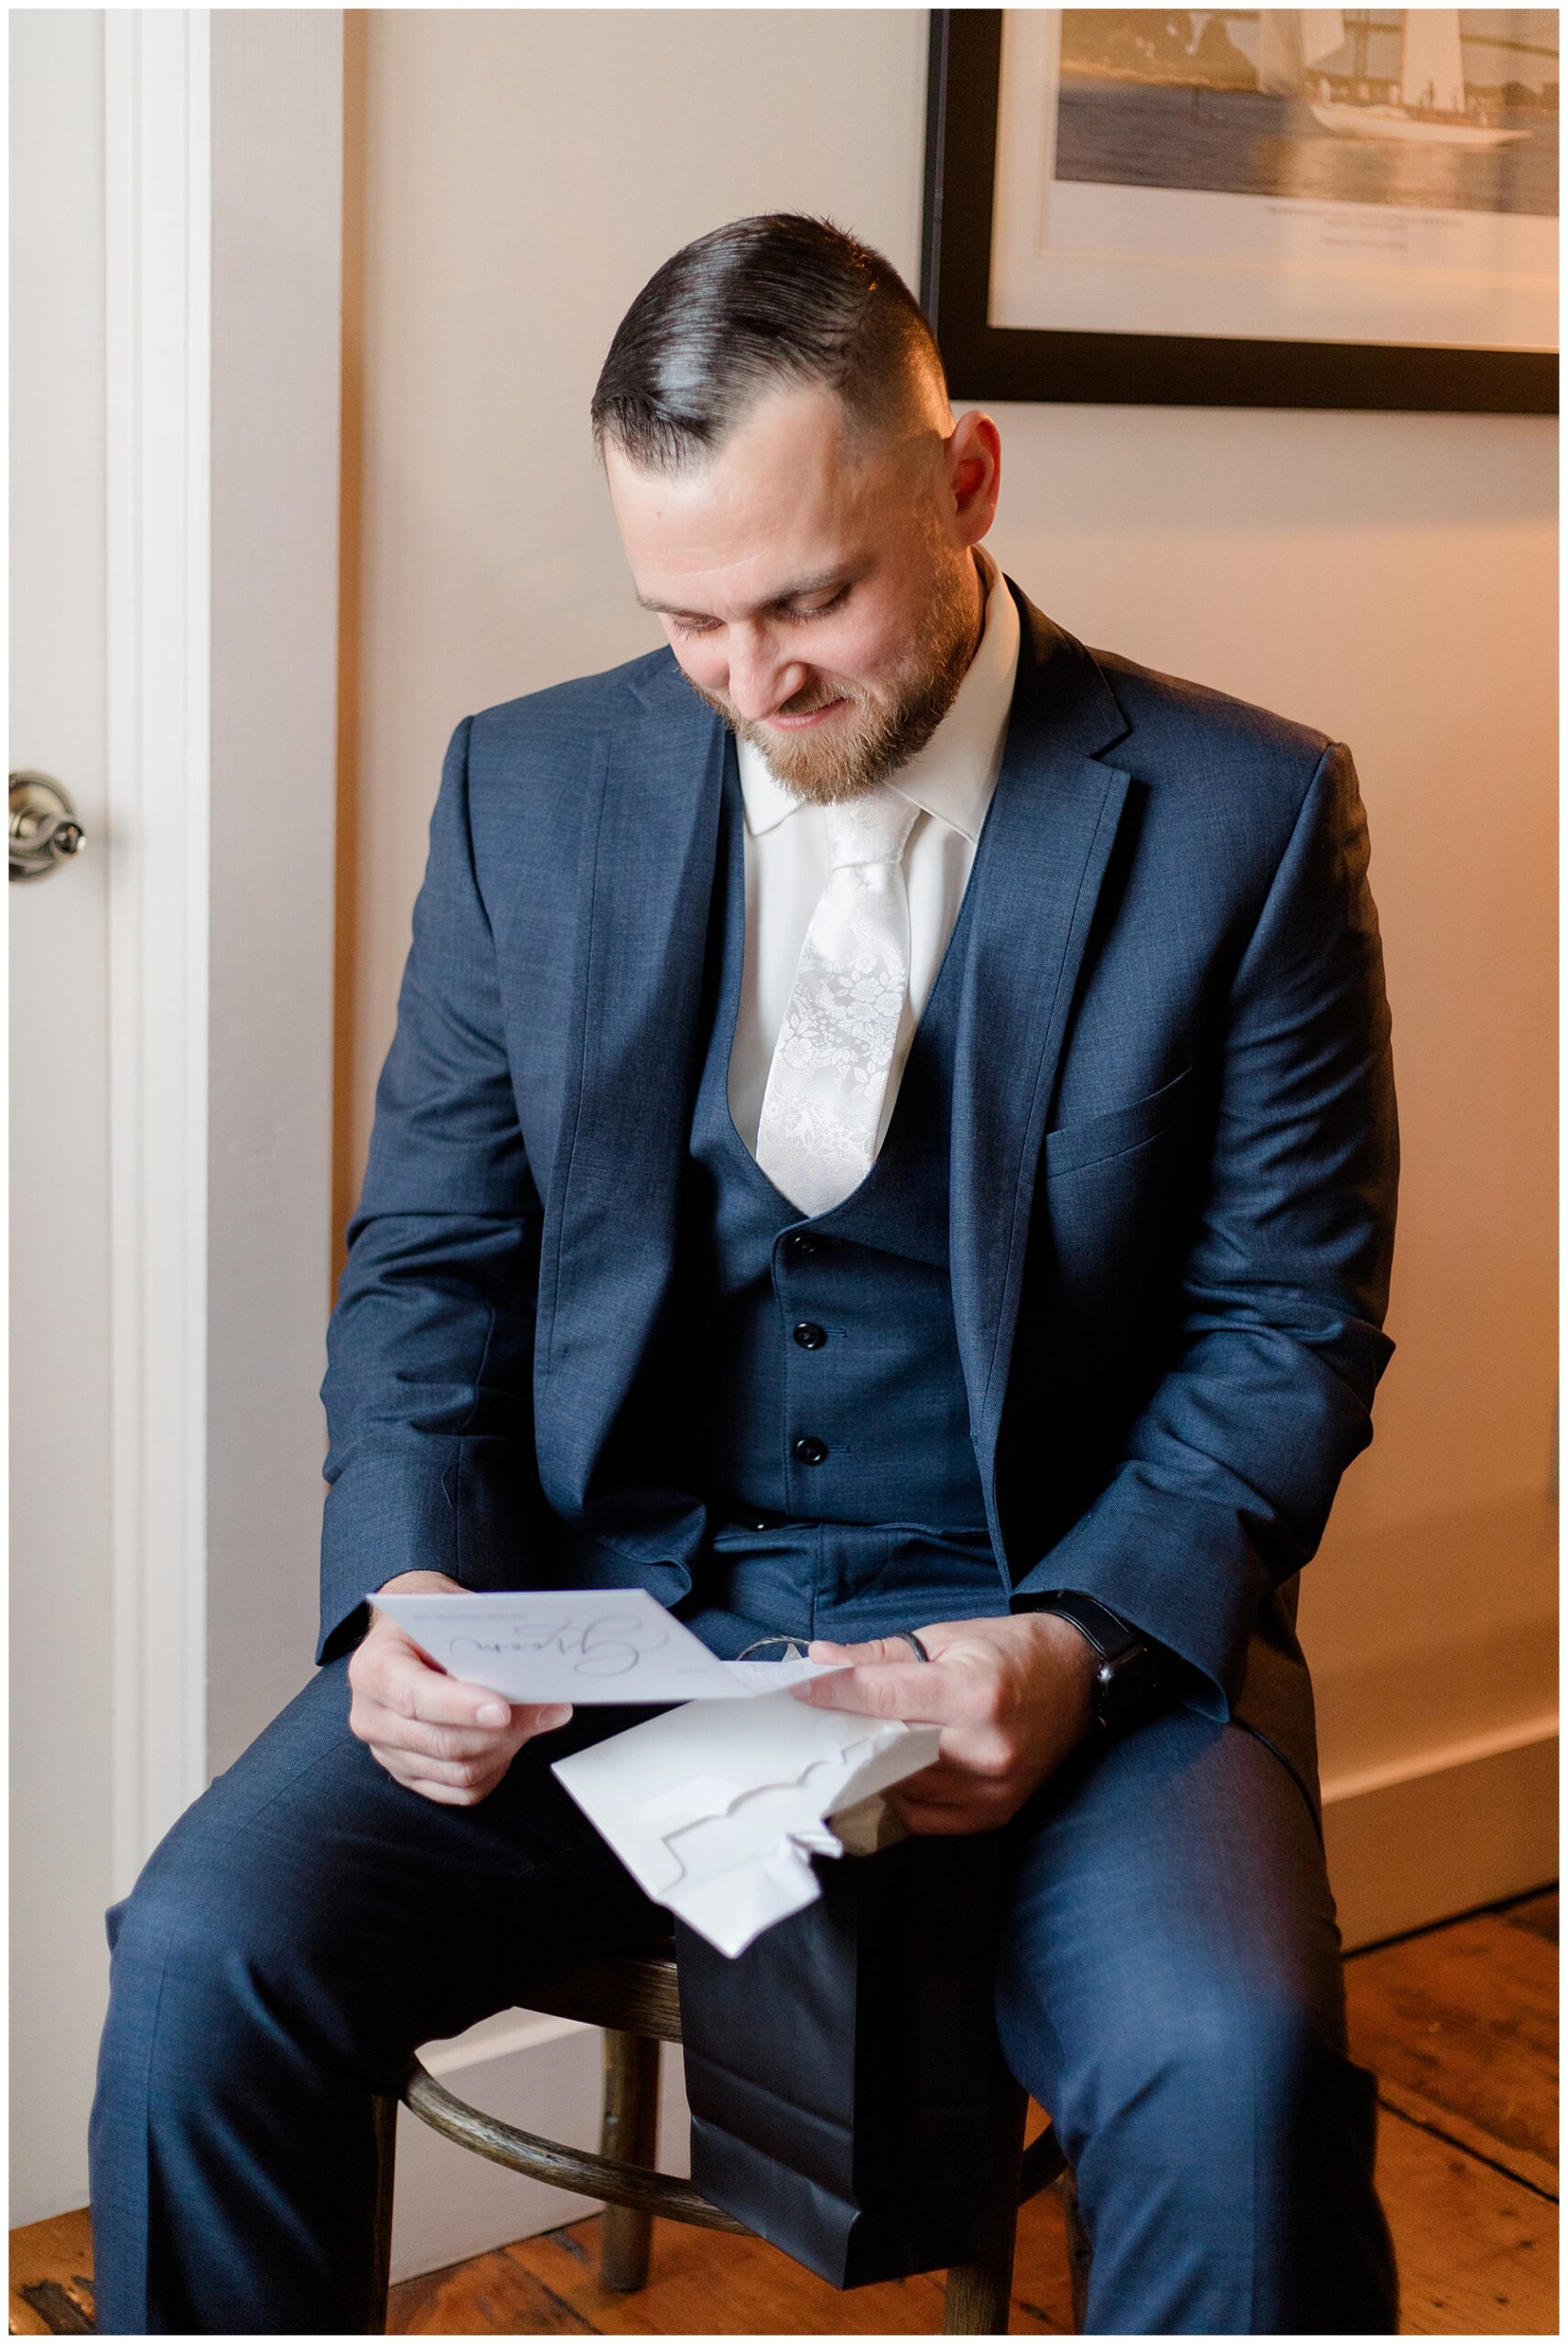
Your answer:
10,771 -> 87,883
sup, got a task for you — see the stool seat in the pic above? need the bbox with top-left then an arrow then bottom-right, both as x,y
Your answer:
376,1942 -> 1088,2334
498,1942 -> 683,2040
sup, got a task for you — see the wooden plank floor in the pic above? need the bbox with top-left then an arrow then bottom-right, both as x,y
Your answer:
13,1889 -> 1556,2336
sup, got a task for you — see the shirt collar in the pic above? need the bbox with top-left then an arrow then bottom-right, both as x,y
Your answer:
736,546 -> 1021,841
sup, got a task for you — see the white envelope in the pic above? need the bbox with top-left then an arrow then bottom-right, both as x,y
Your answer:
553,1688 -> 942,1957
369,1587 -> 842,1705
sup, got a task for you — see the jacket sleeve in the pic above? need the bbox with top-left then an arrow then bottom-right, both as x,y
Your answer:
318,716 -> 544,1662
1011,740 -> 1399,1715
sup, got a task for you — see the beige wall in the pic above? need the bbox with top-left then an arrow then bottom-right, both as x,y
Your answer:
343,9 -> 1557,1804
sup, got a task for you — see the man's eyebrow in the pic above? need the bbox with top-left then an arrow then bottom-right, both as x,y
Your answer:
635,569 -> 852,622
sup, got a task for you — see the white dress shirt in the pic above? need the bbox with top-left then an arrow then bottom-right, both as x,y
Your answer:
730,546 -> 1022,1156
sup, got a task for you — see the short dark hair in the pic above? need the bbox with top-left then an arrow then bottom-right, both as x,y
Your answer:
590,213 -> 945,472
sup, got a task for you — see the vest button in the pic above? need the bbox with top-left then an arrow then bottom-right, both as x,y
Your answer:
792,1434 -> 828,1466
794,1321 -> 827,1351
784,1232 -> 819,1258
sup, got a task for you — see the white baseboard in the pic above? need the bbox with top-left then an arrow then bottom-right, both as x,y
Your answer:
389,2010 -> 690,2285
1323,1717 -> 1558,1950
392,1721 -> 1560,2281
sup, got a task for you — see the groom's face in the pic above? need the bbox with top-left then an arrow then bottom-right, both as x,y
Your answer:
605,380 -> 998,803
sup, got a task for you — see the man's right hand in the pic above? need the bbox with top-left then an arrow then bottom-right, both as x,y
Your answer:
348,1570 -> 573,1807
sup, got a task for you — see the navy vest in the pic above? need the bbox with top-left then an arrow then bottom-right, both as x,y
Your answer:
684,751 -> 989,1535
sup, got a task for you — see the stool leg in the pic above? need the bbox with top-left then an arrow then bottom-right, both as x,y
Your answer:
371,2091 -> 399,2333
598,2030 -> 661,2293
942,2069 -> 1027,2335
1058,2165 -> 1092,2335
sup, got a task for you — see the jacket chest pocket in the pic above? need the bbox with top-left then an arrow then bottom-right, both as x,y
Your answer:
1044,1064 -> 1194,1180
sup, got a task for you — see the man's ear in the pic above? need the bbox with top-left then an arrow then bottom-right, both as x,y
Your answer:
946,409 -> 1002,548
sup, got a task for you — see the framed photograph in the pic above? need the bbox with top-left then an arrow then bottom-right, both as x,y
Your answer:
920,9 -> 1558,410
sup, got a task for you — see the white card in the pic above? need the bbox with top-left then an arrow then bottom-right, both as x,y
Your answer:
553,1689 -> 942,1956
369,1587 -> 840,1705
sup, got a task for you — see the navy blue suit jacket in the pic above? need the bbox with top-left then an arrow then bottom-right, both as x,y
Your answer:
321,580 -> 1398,1815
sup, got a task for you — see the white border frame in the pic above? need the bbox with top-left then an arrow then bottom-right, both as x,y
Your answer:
989,9 -> 1557,352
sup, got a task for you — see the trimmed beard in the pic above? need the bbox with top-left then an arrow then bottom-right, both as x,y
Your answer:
684,547 -> 984,806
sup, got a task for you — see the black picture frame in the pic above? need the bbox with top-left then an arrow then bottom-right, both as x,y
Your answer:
919,9 -> 1558,414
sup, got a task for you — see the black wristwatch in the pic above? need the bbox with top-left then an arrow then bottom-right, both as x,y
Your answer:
1011,1589 -> 1164,1736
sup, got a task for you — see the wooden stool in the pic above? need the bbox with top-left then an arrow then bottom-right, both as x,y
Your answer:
373,1944 -> 1092,2334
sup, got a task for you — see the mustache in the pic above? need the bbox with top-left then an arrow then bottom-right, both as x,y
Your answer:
715,680 -> 862,723
685,674 -> 866,730
774,682 -> 855,718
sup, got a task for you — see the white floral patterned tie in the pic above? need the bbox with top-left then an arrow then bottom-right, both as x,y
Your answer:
754,785 -> 920,1217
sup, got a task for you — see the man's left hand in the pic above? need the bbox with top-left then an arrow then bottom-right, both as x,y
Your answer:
791,1612 -> 1100,1834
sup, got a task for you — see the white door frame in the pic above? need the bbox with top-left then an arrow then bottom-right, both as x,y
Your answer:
103,5 -> 213,1900
102,5 -> 343,1883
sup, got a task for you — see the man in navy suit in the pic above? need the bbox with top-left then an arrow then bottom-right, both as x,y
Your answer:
91,216 -> 1400,2332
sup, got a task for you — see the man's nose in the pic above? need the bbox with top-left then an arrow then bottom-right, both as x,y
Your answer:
725,629 -> 806,724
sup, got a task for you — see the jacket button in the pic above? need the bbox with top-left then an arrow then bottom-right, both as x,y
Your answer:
785,1232 -> 819,1258
792,1434 -> 828,1466
794,1321 -> 827,1351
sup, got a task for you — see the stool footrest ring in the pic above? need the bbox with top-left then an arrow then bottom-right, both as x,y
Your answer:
401,2059 -> 752,2235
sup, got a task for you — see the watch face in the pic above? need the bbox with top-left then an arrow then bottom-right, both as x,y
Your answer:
1096,1644 -> 1158,1731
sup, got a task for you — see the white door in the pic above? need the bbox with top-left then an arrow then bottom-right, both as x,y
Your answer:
9,5 -> 116,2227
11,5 -> 351,2232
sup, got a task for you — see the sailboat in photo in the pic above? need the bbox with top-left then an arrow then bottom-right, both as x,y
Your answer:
1257,8 -> 1348,96
1306,9 -> 1528,147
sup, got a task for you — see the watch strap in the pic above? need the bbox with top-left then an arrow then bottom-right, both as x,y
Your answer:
1011,1587 -> 1142,1662
1011,1588 -> 1164,1733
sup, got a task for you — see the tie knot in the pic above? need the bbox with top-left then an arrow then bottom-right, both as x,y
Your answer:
824,786 -> 918,870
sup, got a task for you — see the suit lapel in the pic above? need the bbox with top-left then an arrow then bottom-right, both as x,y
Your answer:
949,588 -> 1133,1561
534,675 -> 727,1518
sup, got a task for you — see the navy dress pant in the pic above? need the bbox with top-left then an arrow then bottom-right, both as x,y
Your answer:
90,1529 -> 1398,2335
